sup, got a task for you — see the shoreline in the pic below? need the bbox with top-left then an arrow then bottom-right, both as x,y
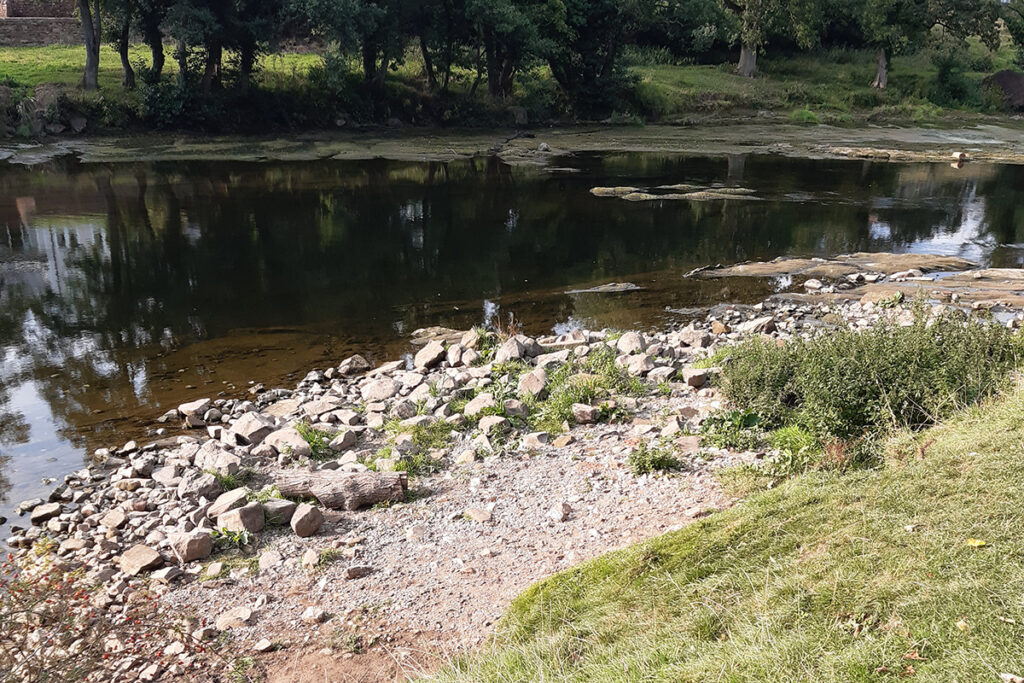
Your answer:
12,251 -> 1024,680
4,121 -> 1024,167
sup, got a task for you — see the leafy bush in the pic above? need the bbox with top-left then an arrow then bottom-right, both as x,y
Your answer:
628,441 -> 681,475
700,409 -> 764,450
295,422 -> 334,460
718,308 -> 1022,446
789,108 -> 819,125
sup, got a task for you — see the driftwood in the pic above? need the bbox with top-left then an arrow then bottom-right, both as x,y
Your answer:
275,469 -> 408,510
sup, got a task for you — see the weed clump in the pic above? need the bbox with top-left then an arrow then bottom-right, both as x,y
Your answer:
628,441 -> 681,475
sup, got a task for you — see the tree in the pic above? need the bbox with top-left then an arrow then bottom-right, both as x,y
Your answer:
465,0 -> 543,98
1007,0 -> 1024,66
540,0 -> 646,116
104,0 -> 136,89
77,0 -> 102,90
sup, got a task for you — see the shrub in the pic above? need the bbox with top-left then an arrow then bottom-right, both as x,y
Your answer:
295,422 -> 334,460
628,442 -> 681,475
789,108 -> 819,125
718,307 -> 1021,445
700,409 -> 764,450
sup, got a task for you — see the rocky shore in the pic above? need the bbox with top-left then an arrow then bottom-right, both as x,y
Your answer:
10,251 -> 1024,681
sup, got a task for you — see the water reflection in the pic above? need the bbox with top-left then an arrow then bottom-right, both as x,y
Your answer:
1,152 -> 1024,527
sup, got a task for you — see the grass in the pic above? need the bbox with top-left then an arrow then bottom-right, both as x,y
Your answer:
295,422 -> 335,461
627,441 -> 681,475
205,468 -> 253,491
435,386 -> 1024,681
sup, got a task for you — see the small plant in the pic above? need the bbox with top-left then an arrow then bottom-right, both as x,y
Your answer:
211,528 -> 253,551
206,468 -> 254,491
295,421 -> 334,460
628,441 -> 681,475
248,485 -> 282,504
700,409 -> 764,450
317,548 -> 343,568
789,108 -> 819,124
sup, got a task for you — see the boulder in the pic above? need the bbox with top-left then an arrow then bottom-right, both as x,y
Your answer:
215,606 -> 252,631
616,331 -> 646,355
264,427 -> 311,458
984,70 -> 1024,110
518,367 -> 548,398
216,502 -> 265,534
680,368 -> 709,388
328,430 -> 357,452
29,503 -> 61,525
338,354 -> 371,376
494,337 -> 525,363
178,398 -> 212,419
119,544 -> 163,576
100,508 -> 127,530
207,488 -> 250,519
361,379 -> 400,402
169,531 -> 213,562
231,412 -> 275,445
479,415 -> 509,435
262,499 -> 297,525
572,403 -> 600,424
414,340 -> 446,369
464,392 -> 496,417
177,470 -> 223,500
290,503 -> 324,537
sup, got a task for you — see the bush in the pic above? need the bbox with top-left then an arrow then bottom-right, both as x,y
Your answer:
789,108 -> 819,125
628,441 -> 681,475
718,307 -> 1021,444
700,409 -> 764,450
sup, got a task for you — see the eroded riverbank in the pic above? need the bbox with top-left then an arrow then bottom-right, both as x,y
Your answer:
11,250 -> 1024,681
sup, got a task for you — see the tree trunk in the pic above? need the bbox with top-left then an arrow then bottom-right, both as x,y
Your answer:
201,42 -> 222,93
419,34 -> 437,90
144,22 -> 164,80
175,39 -> 189,86
239,42 -> 256,94
484,30 -> 501,98
871,48 -> 888,89
77,0 -> 101,91
736,42 -> 757,78
362,42 -> 378,84
118,17 -> 135,90
275,470 -> 408,510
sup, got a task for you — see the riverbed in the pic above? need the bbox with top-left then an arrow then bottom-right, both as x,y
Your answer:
2,124 -> 1023,534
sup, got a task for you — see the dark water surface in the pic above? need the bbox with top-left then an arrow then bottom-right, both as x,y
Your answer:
2,151 -> 1023,531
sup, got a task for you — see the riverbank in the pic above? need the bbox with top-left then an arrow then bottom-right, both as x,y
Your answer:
5,120 -> 1024,167
9,250 -> 1024,680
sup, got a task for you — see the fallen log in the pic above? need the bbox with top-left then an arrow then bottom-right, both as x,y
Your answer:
275,470 -> 408,510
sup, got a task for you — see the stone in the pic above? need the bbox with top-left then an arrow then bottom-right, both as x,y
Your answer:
547,502 -> 572,522
290,503 -> 324,538
464,392 -> 496,417
338,354 -> 371,376
479,415 -> 509,435
262,499 -> 297,525
231,412 -> 275,445
518,368 -> 548,398
217,502 -> 265,534
455,449 -> 478,465
804,278 -> 824,290
30,503 -> 61,525
494,337 -> 525,363
464,507 -> 492,523
139,664 -> 163,682
118,544 -> 163,576
169,531 -> 213,562
254,638 -> 275,653
414,340 -> 446,369
711,320 -> 731,335
623,354 -> 655,376
177,471 -> 222,500
215,606 -> 253,631
99,508 -> 127,530
301,606 -> 327,623
648,366 -> 676,383
206,562 -> 224,578
503,398 -> 528,418
552,434 -> 575,448
258,550 -> 282,571
680,326 -> 712,348
178,398 -> 212,419
343,565 -> 373,580
571,403 -> 600,424
151,567 -> 183,584
406,524 -> 428,542
361,379 -> 400,402
617,331 -> 646,355
446,344 -> 464,366
680,368 -> 709,388
736,316 -> 776,334
265,427 -> 311,458
328,430 -> 357,451
522,432 -> 550,448
208,488 -> 250,519
301,548 -> 319,569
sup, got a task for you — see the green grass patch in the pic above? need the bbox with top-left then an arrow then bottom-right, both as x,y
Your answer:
437,386 -> 1024,681
627,441 -> 681,475
295,421 -> 335,460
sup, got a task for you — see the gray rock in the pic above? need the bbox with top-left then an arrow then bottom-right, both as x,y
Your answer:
290,503 -> 324,537
118,544 -> 163,576
264,427 -> 311,458
216,502 -> 265,534
414,340 -> 446,369
494,337 -> 525,363
464,392 -> 496,417
262,499 -> 297,525
617,331 -> 647,355
571,403 -> 600,424
207,488 -> 250,519
178,398 -> 212,419
328,430 -> 357,451
479,415 -> 510,435
30,503 -> 61,526
177,471 -> 222,500
169,531 -> 213,562
215,606 -> 252,631
518,367 -> 548,398
680,368 -> 709,388
343,565 -> 373,579
361,379 -> 400,402
338,354 -> 371,376
231,412 -> 275,445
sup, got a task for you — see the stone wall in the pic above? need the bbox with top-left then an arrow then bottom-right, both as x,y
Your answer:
0,0 -> 75,17
0,17 -> 80,45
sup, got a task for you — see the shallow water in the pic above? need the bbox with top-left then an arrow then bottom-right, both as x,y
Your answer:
1,151 -> 1022,533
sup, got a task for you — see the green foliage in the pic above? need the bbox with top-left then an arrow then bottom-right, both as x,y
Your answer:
205,468 -> 253,491
436,389 -> 1024,681
211,527 -> 253,551
718,307 -> 1022,443
700,409 -> 764,450
628,441 -> 681,475
788,107 -> 819,124
247,485 -> 282,504
295,421 -> 334,460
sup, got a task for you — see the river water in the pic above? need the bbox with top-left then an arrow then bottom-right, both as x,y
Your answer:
1,150 -> 1021,533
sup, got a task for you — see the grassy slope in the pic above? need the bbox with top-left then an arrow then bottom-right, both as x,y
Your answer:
436,388 -> 1024,681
